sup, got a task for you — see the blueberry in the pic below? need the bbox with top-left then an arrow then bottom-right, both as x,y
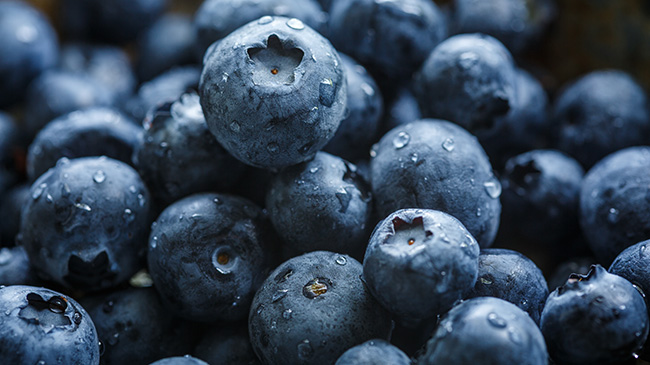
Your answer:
466,248 -> 548,324
328,0 -> 447,80
193,323 -> 260,365
134,93 -> 245,207
547,257 -> 595,292
0,285 -> 100,364
552,70 -> 650,168
27,107 -> 142,181
149,356 -> 209,365
148,193 -> 277,322
200,16 -> 346,169
579,146 -> 650,264
266,152 -> 372,259
20,156 -> 151,291
363,208 -> 479,323
541,265 -> 649,364
0,0 -> 58,108
249,251 -> 392,364
335,339 -> 410,365
370,119 -> 501,247
419,297 -> 548,365
414,33 -> 516,132
609,240 -> 650,298
0,246 -> 40,286
0,184 -> 29,246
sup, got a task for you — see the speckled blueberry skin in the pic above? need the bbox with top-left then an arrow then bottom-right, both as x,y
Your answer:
135,93 -> 245,207
148,193 -> 277,322
328,0 -> 446,80
20,156 -> 151,291
420,297 -> 548,365
150,356 -> 209,365
266,152 -> 371,259
0,246 -> 41,286
552,70 -> 650,168
0,1 -> 58,108
579,147 -> 650,265
466,248 -> 548,324
193,323 -> 260,365
414,33 -> 516,132
610,240 -> 650,298
363,209 -> 479,323
200,16 -> 346,169
27,107 -> 141,181
335,339 -> 410,365
249,251 -> 392,365
194,0 -> 327,57
541,265 -> 649,364
370,120 -> 501,248
0,184 -> 29,246
0,285 -> 100,365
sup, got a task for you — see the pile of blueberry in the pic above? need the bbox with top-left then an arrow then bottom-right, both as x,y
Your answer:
2,0 -> 650,364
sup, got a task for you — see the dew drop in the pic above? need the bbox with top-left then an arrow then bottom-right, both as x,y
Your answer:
483,178 -> 502,199
32,183 -> 47,200
123,209 -> 134,223
272,289 -> 288,303
410,152 -> 418,163
370,143 -> 378,158
442,138 -> 455,152
137,194 -> 146,207
283,309 -> 293,319
607,208 -> 620,224
75,203 -> 92,212
258,15 -> 273,24
335,256 -> 347,265
487,312 -> 507,328
286,18 -> 305,30
129,185 -> 137,194
392,132 -> 410,149
93,170 -> 106,184
476,208 -> 482,217
309,167 -> 319,173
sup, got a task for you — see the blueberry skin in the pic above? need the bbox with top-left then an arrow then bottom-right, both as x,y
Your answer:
466,248 -> 548,324
541,265 -> 649,364
200,16 -> 346,169
193,323 -> 260,365
135,93 -> 245,207
610,240 -> 650,297
150,356 -> 209,365
500,150 -> 584,244
27,107 -> 142,181
0,246 -> 40,286
148,193 -> 276,322
579,146 -> 650,264
266,152 -> 372,258
0,285 -> 100,364
20,156 -> 151,291
335,339 -> 410,365
414,33 -> 516,132
552,70 -> 650,168
0,1 -> 58,108
0,184 -> 29,246
249,251 -> 392,365
323,54 -> 384,162
193,0 -> 327,58
371,119 -> 501,247
363,209 -> 479,323
419,297 -> 547,365
328,0 -> 446,80
81,287 -> 196,365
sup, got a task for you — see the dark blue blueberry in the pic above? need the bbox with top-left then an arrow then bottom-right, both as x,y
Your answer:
579,147 -> 650,264
419,297 -> 547,365
136,14 -> 197,81
81,287 -> 197,365
193,0 -> 327,58
200,16 -> 346,169
0,184 -> 29,246
0,246 -> 40,286
381,86 -> 422,133
414,33 -> 516,132
148,193 -> 277,322
27,107 -> 142,181
150,356 -> 209,365
20,156 -> 151,291
370,119 -> 501,247
0,1 -> 58,108
328,0 -> 447,80
363,208 -> 479,323
541,265 -> 649,364
249,251 -> 392,365
552,70 -> 650,168
193,323 -> 260,365
323,54 -> 383,162
547,257 -> 595,292
466,248 -> 548,324
0,285 -> 100,364
610,240 -> 650,298
335,339 -> 410,365
134,93 -> 245,207
266,152 -> 372,259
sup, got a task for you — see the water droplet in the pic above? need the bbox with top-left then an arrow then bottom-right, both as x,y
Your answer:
442,138 -> 455,152
75,203 -> 92,212
335,256 -> 347,265
150,236 -> 158,249
483,178 -> 502,199
487,312 -> 507,328
272,289 -> 288,302
633,353 -> 640,359
520,299 -> 528,306
229,121 -> 240,132
36,360 -> 46,365
45,194 -> 53,204
73,312 -> 82,324
309,167 -> 319,173
410,152 -> 418,163
607,208 -> 619,224
286,18 -> 305,30
129,185 -> 137,194
258,15 -> 274,24
32,183 -> 47,200
476,208 -> 482,217
370,143 -> 378,158
123,209 -> 134,223
360,83 -> 375,96
93,170 -> 106,184
297,339 -> 314,360
283,309 -> 293,319
392,132 -> 410,149
508,328 -> 522,344
319,78 -> 336,107
137,194 -> 146,207
267,142 -> 279,154
480,277 -> 492,285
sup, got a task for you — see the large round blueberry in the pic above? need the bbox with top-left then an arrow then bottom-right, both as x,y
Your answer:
371,119 -> 501,247
266,152 -> 372,258
414,33 -> 516,132
249,251 -> 392,365
610,240 -> 650,299
579,146 -> 650,264
20,156 -> 151,291
363,209 -> 479,323
541,265 -> 649,364
135,93 -> 245,207
335,339 -> 410,365
0,1 -> 58,108
0,285 -> 100,364
419,297 -> 547,365
200,16 -> 347,169
148,193 -> 277,322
